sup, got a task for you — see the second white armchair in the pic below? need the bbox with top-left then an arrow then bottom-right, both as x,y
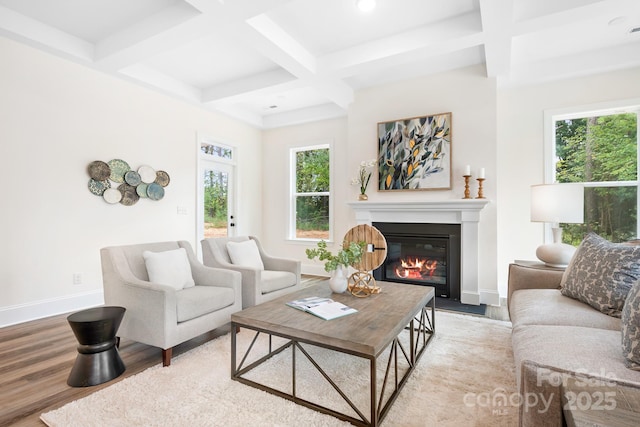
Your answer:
201,236 -> 302,308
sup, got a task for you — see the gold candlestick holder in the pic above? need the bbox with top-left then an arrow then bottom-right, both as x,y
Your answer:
463,175 -> 471,199
476,178 -> 486,199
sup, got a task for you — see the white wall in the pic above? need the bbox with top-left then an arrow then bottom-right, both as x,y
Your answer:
496,66 -> 640,299
262,65 -> 500,304
0,37 -> 262,326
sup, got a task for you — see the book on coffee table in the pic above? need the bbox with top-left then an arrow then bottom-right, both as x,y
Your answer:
286,296 -> 357,320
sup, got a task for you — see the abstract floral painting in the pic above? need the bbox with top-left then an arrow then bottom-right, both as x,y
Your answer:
378,113 -> 451,191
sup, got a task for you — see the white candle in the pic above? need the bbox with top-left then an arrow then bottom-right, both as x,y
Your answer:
479,168 -> 485,179
464,165 -> 471,176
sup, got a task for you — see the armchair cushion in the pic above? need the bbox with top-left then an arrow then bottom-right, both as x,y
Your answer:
226,239 -> 264,270
261,271 -> 297,294
142,248 -> 195,290
176,286 -> 235,323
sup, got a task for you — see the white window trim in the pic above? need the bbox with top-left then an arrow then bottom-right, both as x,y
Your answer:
543,98 -> 640,243
288,141 -> 333,242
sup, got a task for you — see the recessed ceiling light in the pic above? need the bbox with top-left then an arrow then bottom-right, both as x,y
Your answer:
356,0 -> 376,13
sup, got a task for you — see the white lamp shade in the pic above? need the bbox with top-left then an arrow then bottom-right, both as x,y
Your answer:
530,183 -> 584,224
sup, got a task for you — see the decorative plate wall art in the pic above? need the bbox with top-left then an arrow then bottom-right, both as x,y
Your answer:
86,159 -> 170,205
378,112 -> 452,191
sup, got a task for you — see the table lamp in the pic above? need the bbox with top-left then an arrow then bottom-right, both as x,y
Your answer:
530,183 -> 584,267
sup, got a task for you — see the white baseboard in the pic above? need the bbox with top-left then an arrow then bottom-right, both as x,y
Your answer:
302,264 -> 330,277
0,290 -> 104,328
480,289 -> 501,306
461,292 -> 480,305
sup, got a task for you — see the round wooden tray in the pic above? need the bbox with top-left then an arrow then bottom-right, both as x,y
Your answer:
343,224 -> 387,271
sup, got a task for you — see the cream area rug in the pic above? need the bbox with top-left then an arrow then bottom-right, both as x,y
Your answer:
41,312 -> 517,426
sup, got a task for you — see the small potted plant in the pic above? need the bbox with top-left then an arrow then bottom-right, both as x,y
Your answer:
306,240 -> 365,293
351,159 -> 376,200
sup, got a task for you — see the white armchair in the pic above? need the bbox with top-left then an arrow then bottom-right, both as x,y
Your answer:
100,241 -> 242,366
201,236 -> 302,308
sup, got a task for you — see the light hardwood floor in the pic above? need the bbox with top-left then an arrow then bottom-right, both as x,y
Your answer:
0,277 -> 508,426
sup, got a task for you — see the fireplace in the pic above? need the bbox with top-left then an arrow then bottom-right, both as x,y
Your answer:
373,222 -> 461,300
347,200 -> 489,305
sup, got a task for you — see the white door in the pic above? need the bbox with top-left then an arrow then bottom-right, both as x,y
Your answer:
197,140 -> 236,243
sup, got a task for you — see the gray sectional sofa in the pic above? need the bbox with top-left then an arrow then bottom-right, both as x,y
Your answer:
508,261 -> 640,426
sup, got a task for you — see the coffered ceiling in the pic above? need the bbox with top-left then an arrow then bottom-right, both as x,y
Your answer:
1,0 -> 639,128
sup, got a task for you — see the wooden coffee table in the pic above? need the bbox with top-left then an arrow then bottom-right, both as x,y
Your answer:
231,281 -> 435,427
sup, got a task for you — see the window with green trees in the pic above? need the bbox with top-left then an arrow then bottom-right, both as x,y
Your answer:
553,107 -> 638,244
291,145 -> 330,240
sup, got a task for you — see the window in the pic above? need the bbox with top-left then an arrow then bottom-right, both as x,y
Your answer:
197,139 -> 235,242
290,144 -> 331,240
546,102 -> 639,244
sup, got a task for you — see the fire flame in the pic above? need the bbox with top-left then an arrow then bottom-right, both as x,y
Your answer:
394,257 -> 438,279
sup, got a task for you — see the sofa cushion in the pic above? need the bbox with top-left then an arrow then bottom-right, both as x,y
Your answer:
512,324 -> 640,392
175,286 -> 235,323
143,248 -> 195,290
261,270 -> 297,294
560,233 -> 640,317
226,239 -> 264,270
510,289 -> 621,331
622,281 -> 640,370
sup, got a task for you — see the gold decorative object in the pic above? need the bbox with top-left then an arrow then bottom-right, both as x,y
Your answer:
342,224 -> 387,297
348,270 -> 379,297
476,178 -> 486,199
463,174 -> 471,199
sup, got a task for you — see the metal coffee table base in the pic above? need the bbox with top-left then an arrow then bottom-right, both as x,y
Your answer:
231,301 -> 434,427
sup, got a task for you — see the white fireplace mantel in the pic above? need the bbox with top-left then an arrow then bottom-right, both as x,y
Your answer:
347,200 -> 490,305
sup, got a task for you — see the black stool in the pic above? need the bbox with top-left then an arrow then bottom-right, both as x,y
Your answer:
67,306 -> 126,387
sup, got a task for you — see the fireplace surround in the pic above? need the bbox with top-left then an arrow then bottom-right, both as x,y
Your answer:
347,200 -> 489,305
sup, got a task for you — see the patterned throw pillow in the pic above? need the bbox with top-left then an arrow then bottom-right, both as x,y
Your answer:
622,281 -> 640,370
560,233 -> 640,317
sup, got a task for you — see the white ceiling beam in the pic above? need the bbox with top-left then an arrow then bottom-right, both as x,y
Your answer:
202,69 -> 298,103
322,33 -> 485,79
185,0 -> 294,18
246,14 -> 316,75
515,0 -> 640,36
262,103 -> 347,130
0,5 -> 93,61
319,12 -> 483,78
94,2 -> 203,70
94,0 -> 296,71
210,102 -> 264,128
505,41 -> 640,86
239,14 -> 353,108
119,64 -> 202,103
479,0 -> 514,78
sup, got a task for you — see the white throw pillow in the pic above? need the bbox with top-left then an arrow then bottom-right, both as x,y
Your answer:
226,239 -> 264,270
143,248 -> 195,290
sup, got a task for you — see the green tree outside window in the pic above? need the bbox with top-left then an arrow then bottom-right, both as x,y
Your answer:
555,112 -> 637,244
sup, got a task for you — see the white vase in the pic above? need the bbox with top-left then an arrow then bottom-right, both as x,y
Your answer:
329,265 -> 348,293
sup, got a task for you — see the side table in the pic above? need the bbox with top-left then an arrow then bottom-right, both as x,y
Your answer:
513,259 -> 566,271
67,306 -> 126,387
